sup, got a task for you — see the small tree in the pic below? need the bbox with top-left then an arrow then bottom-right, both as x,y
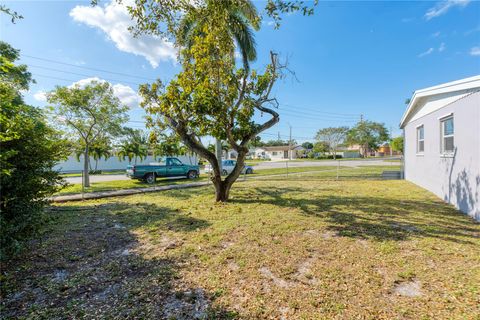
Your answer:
1,42 -> 68,259
301,141 -> 314,149
390,136 -> 404,153
346,121 -> 389,157
315,126 -> 349,159
47,81 -> 129,187
312,141 -> 329,156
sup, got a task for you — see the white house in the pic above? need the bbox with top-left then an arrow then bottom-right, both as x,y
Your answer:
254,146 -> 305,160
400,75 -> 480,221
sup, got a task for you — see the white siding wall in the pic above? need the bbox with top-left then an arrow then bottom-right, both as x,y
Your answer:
54,154 -> 198,173
404,91 -> 480,220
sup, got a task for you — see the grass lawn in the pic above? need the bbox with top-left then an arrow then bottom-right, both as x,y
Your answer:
60,170 -> 125,178
55,166 -> 342,195
3,178 -> 479,319
57,176 -> 209,195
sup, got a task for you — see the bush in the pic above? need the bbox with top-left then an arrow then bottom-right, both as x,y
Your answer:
0,42 -> 68,260
314,154 -> 343,160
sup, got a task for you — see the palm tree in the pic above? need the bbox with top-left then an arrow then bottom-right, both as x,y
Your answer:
178,0 -> 260,71
90,138 -> 111,171
117,129 -> 148,165
117,141 -> 134,163
129,130 -> 149,164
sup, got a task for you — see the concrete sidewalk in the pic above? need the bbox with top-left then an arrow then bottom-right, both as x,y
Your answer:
51,181 -> 210,203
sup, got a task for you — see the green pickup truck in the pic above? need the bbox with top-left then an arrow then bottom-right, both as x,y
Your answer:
126,157 -> 200,184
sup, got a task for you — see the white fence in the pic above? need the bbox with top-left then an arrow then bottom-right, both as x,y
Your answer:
54,154 -> 198,173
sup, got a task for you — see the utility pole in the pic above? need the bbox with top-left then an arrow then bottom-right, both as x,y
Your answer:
360,114 -> 364,123
288,124 -> 292,160
389,125 -> 393,156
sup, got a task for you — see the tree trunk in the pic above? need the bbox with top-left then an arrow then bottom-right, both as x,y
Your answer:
213,180 -> 231,202
211,149 -> 247,202
84,145 -> 90,187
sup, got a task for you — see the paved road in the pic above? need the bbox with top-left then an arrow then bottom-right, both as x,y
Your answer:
253,158 -> 400,169
64,158 -> 400,184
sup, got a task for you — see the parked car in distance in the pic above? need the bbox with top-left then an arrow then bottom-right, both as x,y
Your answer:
126,157 -> 200,184
205,160 -> 254,175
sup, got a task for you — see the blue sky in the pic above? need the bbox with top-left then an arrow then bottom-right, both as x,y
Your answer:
2,0 -> 479,144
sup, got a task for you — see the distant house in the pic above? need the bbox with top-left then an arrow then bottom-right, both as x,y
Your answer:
400,75 -> 480,221
254,146 -> 305,160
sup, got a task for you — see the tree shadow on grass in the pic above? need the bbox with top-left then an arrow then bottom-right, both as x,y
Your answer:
231,186 -> 480,244
1,202 -> 236,319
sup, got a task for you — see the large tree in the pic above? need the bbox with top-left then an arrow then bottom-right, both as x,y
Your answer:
139,4 -> 289,201
316,126 -> 349,160
0,42 -> 68,258
111,0 -> 316,201
47,81 -> 129,187
346,121 -> 389,157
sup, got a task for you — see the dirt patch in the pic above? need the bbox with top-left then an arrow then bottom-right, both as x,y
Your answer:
392,280 -> 423,297
163,289 -> 209,319
293,255 -> 318,285
259,267 -> 292,288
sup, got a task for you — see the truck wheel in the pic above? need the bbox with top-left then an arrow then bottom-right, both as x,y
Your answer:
246,168 -> 253,174
145,173 -> 156,184
222,169 -> 228,176
187,170 -> 197,179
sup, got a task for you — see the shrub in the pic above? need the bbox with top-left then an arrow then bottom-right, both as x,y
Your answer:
0,42 -> 68,260
314,154 -> 343,160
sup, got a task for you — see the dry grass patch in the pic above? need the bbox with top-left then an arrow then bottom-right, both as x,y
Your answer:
2,179 -> 479,319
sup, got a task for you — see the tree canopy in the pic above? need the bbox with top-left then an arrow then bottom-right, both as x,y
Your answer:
316,126 -> 349,159
390,136 -> 404,153
346,121 -> 389,156
47,81 -> 129,186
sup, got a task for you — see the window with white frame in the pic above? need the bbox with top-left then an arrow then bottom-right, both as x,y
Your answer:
416,125 -> 424,153
440,115 -> 454,154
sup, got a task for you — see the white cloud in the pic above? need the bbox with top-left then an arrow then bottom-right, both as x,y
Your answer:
69,0 -> 177,68
431,31 -> 441,37
438,42 -> 446,52
425,0 -> 470,20
418,48 -> 434,58
112,83 -> 141,108
70,77 -> 141,108
470,46 -> 480,56
33,90 -> 47,102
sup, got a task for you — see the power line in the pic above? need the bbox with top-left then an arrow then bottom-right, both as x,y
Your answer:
282,103 -> 361,117
28,64 -> 144,87
281,109 -> 360,120
32,73 -> 85,84
273,110 -> 358,122
23,54 -> 156,81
